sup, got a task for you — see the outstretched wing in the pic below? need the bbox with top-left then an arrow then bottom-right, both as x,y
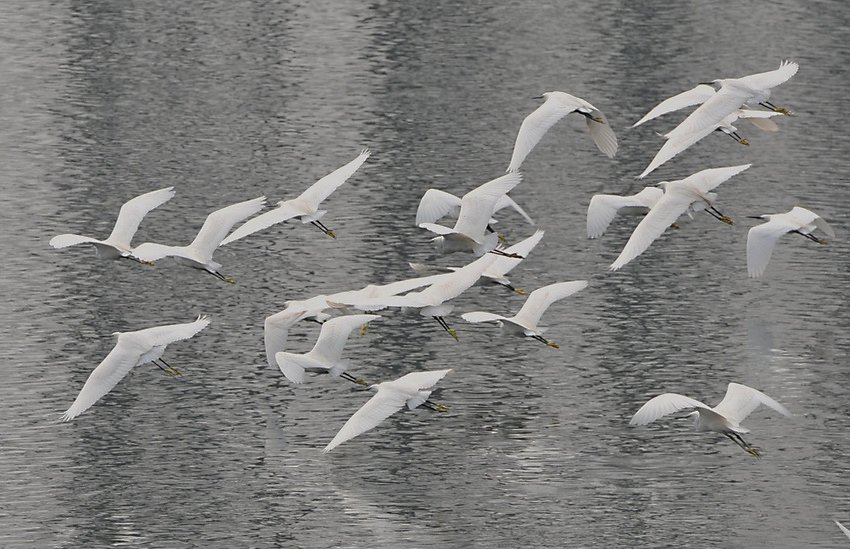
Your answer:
746,220 -> 791,278
507,93 -> 583,172
736,60 -> 799,91
190,196 -> 266,255
513,280 -> 588,328
629,392 -> 711,425
297,149 -> 370,209
220,202 -> 302,245
586,189 -> 662,239
487,229 -> 545,277
131,315 -> 211,350
312,314 -> 381,362
712,382 -> 791,424
683,164 -> 751,194
454,172 -> 522,238
62,338 -> 143,420
493,194 -> 535,225
415,189 -> 462,226
637,124 -> 718,179
322,388 -> 409,452
632,84 -> 716,127
585,109 -> 618,159
108,187 -> 176,247
461,311 -> 507,324
49,234 -> 103,249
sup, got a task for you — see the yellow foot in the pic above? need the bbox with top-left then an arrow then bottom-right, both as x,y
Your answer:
739,138 -> 750,146
592,116 -> 605,123
745,446 -> 761,458
447,328 -> 459,342
224,276 -> 236,284
670,223 -> 680,230
720,216 -> 734,225
513,287 -> 527,295
819,239 -> 828,245
360,324 -> 368,336
434,403 -> 449,412
776,107 -> 792,116
327,230 -> 337,239
164,366 -> 182,376
142,260 -> 156,267
498,233 -> 508,245
354,377 -> 368,386
546,341 -> 560,349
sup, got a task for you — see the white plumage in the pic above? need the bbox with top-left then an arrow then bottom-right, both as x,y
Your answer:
586,187 -> 664,239
747,206 -> 833,277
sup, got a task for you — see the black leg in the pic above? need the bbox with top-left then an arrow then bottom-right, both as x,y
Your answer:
488,249 -> 524,259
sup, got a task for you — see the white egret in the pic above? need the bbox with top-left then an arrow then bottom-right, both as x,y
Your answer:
50,187 -> 175,261
630,382 -> 791,457
331,254 -> 497,341
418,173 -> 523,257
610,165 -> 750,271
507,91 -> 618,172
461,280 -> 588,348
62,315 -> 210,420
132,196 -> 266,283
586,187 -> 664,239
415,188 -> 534,227
263,308 -> 311,369
638,61 -> 797,179
276,314 -> 381,385
323,369 -> 451,453
836,521 -> 850,541
221,150 -> 369,244
746,207 -> 833,278
409,229 -> 545,294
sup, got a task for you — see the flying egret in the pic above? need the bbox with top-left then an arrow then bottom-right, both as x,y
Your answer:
610,165 -> 750,271
836,521 -> 850,541
323,369 -> 451,453
638,61 -> 797,179
461,280 -> 588,348
418,173 -> 524,257
746,207 -> 833,278
221,150 -> 370,244
62,315 -> 210,420
331,254 -> 497,341
587,187 -> 664,238
275,314 -> 381,385
630,382 -> 791,457
415,188 -> 534,227
50,187 -> 175,262
409,229 -> 545,294
132,196 -> 266,283
507,91 -> 618,172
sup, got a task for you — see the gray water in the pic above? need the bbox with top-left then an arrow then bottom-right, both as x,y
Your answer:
2,0 -> 849,547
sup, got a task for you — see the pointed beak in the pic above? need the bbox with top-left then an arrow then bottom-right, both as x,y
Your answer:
532,95 -> 545,100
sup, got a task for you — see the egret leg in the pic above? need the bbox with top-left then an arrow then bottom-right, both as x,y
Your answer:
505,283 -> 526,295
725,432 -> 760,457
759,101 -> 791,115
206,269 -> 236,284
531,334 -> 560,348
154,358 -> 181,376
792,230 -> 827,245
340,371 -> 368,386
311,220 -> 336,239
433,316 -> 459,341
703,205 -> 734,225
488,249 -> 524,259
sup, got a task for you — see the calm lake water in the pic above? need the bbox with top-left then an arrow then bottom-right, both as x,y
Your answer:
2,0 -> 849,547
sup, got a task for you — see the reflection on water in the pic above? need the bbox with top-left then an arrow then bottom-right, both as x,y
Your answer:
1,0 -> 849,546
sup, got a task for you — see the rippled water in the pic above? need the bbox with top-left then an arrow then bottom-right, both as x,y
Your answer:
2,0 -> 849,546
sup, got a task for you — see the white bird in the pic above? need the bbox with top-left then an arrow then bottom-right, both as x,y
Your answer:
332,254 -> 497,341
630,382 -> 791,457
263,308 -> 311,369
132,196 -> 266,283
461,280 -> 588,348
586,187 -> 664,239
409,229 -> 545,294
507,91 -> 617,173
638,61 -> 797,179
221,150 -> 370,244
746,206 -> 833,278
418,173 -> 523,257
323,369 -> 451,453
610,165 -> 750,271
50,187 -> 175,261
836,520 -> 850,541
62,316 -> 210,420
276,314 -> 381,385
415,188 -> 534,227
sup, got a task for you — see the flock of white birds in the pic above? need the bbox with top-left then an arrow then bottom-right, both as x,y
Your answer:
50,60 -> 838,475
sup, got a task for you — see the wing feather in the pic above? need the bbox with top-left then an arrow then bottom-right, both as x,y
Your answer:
108,187 -> 176,246
190,196 -> 266,254
629,393 -> 711,425
62,339 -> 142,420
507,94 -> 581,172
461,311 -> 507,324
323,388 -> 409,452
221,202 -> 302,245
513,280 -> 588,328
297,149 -> 370,209
713,382 -> 791,424
312,314 -> 380,362
746,220 -> 791,278
415,189 -> 462,226
453,173 -> 522,238
632,84 -> 717,127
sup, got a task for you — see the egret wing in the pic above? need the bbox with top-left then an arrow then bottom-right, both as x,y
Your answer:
454,173 -> 522,238
493,194 -> 535,225
746,219 -> 792,278
322,388 -> 409,452
586,110 -> 618,159
62,338 -> 143,420
712,382 -> 791,424
221,201 -> 301,245
275,352 -> 329,383
297,149 -> 370,209
131,316 -> 211,349
49,234 -> 102,249
130,242 -> 176,262
586,190 -> 661,239
683,164 -> 751,194
512,280 -> 588,328
392,369 -> 452,392
836,521 -> 850,541
488,230 -> 545,276
632,84 -> 716,127
637,124 -> 717,179
736,60 -> 799,91
107,187 -> 176,246
312,314 -> 380,362
609,192 -> 694,271
190,196 -> 266,254
264,310 -> 307,368
629,393 -> 710,425
461,311 -> 507,324
415,189 -> 462,226
507,94 -> 581,172
663,87 -> 749,143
